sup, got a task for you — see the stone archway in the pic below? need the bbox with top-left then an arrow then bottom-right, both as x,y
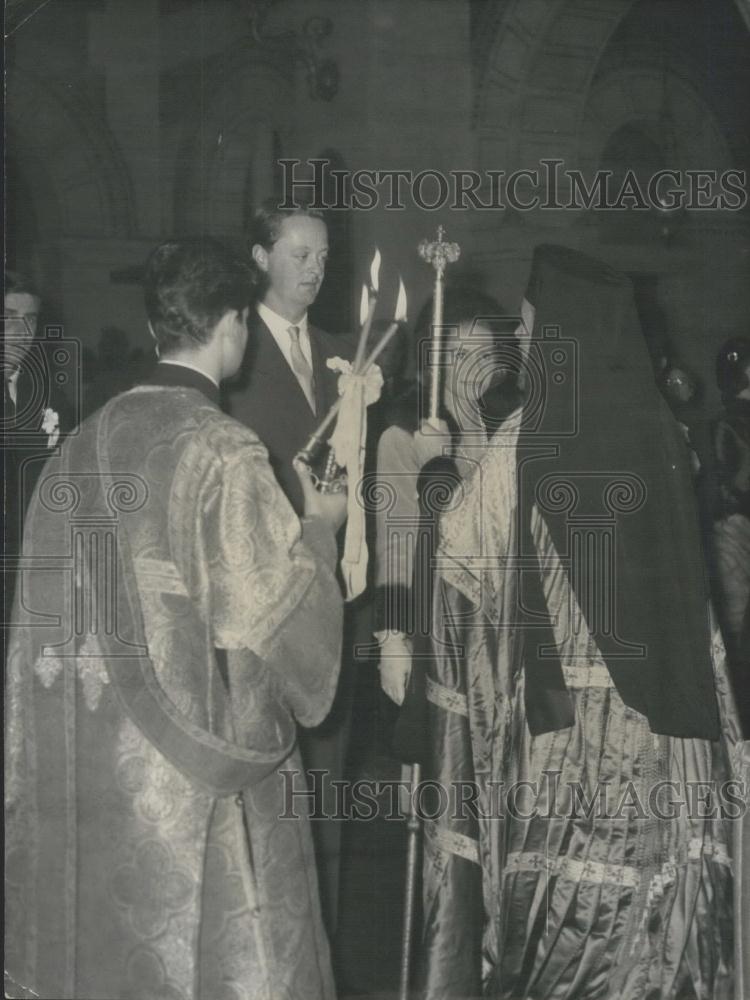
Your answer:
469,0 -> 637,300
472,0 -> 750,408
579,67 -> 734,180
578,64 -> 735,247
6,69 -> 134,240
475,0 -> 635,183
173,48 -> 293,238
471,0 -> 747,296
6,69 -> 136,341
475,0 -> 744,227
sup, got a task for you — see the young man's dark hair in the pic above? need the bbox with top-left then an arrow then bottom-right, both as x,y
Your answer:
144,237 -> 252,355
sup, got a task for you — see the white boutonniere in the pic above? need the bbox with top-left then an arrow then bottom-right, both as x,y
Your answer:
42,407 -> 60,448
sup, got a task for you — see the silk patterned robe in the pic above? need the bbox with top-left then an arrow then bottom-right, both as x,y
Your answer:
417,408 -> 746,999
5,384 -> 343,1000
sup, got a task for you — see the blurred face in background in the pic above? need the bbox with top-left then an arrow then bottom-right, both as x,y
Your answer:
664,366 -> 695,404
444,321 -> 510,426
3,291 -> 40,375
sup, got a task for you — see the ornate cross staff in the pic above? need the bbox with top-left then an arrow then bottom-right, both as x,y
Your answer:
418,225 -> 461,421
399,226 -> 461,1000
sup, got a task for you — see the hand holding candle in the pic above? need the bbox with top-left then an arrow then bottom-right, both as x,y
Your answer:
296,257 -> 408,480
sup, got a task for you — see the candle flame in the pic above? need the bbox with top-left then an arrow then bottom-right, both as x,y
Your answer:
359,284 -> 369,326
395,277 -> 407,322
370,248 -> 381,293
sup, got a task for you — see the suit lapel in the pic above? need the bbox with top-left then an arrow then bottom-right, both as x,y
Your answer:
241,316 -> 348,429
250,317 -> 317,424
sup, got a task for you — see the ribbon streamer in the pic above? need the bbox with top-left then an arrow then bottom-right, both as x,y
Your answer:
327,358 -> 384,600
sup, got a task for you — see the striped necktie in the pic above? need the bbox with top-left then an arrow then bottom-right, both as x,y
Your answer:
288,325 -> 316,414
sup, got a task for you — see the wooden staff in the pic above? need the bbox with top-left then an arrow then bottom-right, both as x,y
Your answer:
398,228 -> 460,1000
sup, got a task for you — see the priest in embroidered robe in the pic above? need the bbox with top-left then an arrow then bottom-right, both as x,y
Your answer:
413,245 -> 746,999
4,237 -> 347,1000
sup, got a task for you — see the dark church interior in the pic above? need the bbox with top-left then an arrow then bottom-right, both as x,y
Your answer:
5,1 -> 750,998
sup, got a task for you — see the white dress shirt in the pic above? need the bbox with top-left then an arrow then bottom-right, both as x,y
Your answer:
257,302 -> 314,378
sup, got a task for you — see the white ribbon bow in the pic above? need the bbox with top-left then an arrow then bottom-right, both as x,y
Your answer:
326,357 -> 383,600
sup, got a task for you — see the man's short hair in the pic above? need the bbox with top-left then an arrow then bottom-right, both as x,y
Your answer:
144,237 -> 252,355
5,269 -> 40,301
248,198 -> 326,253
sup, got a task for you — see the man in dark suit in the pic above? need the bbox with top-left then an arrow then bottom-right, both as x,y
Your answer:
227,203 -> 349,513
3,270 -> 73,627
225,202 -> 354,938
